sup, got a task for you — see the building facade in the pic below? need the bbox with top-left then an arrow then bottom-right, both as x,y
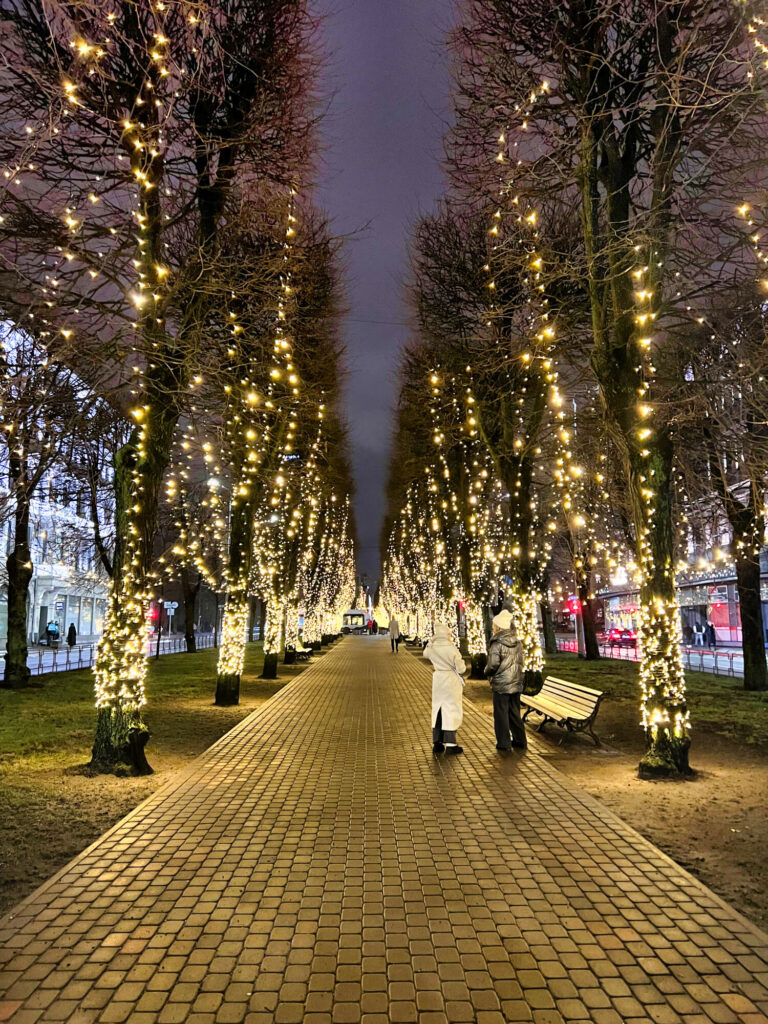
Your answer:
600,552 -> 768,647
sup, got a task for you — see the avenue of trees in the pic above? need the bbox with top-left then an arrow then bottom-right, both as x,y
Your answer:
382,0 -> 768,777
0,0 -> 356,774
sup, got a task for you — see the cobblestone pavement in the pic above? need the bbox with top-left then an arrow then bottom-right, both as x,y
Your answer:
1,636 -> 767,1024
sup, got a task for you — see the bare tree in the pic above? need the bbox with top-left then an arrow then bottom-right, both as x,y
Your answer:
447,0 -> 767,775
0,0 -> 318,771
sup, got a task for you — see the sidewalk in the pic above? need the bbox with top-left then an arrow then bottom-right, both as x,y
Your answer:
1,636 -> 767,1023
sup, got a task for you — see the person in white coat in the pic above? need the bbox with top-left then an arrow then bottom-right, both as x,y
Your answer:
389,613 -> 401,652
423,623 -> 468,755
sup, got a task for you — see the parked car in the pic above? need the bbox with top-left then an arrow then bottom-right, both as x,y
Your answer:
607,627 -> 637,648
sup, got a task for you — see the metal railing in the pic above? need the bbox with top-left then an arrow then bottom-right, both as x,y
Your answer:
23,627 -> 262,677
554,637 -> 745,678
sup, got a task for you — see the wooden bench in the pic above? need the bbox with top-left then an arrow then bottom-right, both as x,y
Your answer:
286,644 -> 313,662
403,635 -> 425,648
521,676 -> 604,746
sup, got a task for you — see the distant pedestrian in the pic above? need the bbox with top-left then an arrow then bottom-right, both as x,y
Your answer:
682,623 -> 693,646
485,609 -> 527,751
46,621 -> 60,646
706,621 -> 717,649
371,618 -> 378,636
424,623 -> 468,755
389,613 -> 400,652
693,622 -> 705,647
67,623 -> 77,648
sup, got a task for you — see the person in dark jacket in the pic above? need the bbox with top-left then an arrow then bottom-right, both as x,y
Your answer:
484,608 -> 527,751
706,621 -> 717,649
67,623 -> 77,647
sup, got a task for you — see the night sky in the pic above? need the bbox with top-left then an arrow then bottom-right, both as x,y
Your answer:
315,0 -> 453,584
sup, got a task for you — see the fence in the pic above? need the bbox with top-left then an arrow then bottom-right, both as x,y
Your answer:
25,627 -> 262,678
554,637 -> 745,678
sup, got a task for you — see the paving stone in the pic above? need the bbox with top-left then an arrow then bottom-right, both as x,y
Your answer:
1,638 -> 767,1024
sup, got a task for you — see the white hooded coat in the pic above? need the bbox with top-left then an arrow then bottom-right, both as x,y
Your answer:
423,624 -> 468,731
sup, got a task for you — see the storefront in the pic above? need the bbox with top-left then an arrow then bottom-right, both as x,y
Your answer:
603,592 -> 639,633
602,572 -> 754,646
26,576 -> 108,645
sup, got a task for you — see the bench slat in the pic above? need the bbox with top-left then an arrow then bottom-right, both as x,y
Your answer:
524,700 -> 591,722
536,691 -> 597,708
538,684 -> 600,704
542,679 -> 598,697
531,691 -> 598,711
544,676 -> 603,697
526,698 -> 595,713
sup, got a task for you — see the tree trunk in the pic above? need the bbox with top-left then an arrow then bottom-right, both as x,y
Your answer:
577,583 -> 600,661
539,598 -> 557,656
248,596 -> 258,644
90,407 -> 177,775
735,551 -> 768,692
579,103 -> 690,775
215,481 -> 257,704
283,602 -> 300,663
260,599 -> 284,679
261,652 -> 279,679
215,596 -> 248,706
180,568 -> 201,653
708,472 -> 768,693
91,705 -> 151,776
631,443 -> 691,778
3,499 -> 32,689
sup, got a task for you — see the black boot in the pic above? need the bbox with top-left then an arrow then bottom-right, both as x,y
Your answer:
432,741 -> 444,754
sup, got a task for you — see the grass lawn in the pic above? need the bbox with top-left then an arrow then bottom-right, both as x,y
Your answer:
0,642 -> 309,915
544,652 -> 768,747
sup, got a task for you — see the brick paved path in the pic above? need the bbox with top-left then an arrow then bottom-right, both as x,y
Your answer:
1,637 -> 768,1024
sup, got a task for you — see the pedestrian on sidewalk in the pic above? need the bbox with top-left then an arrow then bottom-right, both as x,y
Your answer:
67,623 -> 77,648
485,608 -> 527,752
706,621 -> 717,649
389,612 -> 401,652
424,623 -> 468,755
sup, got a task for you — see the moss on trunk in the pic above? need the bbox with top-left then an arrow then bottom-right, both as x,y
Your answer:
90,705 -> 152,776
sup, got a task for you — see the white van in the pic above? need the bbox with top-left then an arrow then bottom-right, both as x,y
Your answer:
342,609 -> 370,634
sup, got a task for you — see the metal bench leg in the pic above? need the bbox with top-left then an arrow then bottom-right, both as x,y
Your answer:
588,724 -> 601,747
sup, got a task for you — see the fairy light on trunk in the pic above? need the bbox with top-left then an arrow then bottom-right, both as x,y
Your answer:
215,190 -> 301,700
623,249 -> 691,775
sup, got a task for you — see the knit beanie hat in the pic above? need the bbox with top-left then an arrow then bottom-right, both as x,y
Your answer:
492,609 -> 514,631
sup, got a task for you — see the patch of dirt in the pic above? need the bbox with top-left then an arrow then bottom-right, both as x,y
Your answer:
464,676 -> 768,932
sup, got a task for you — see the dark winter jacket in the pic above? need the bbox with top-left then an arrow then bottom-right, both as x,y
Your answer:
484,629 -> 524,694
